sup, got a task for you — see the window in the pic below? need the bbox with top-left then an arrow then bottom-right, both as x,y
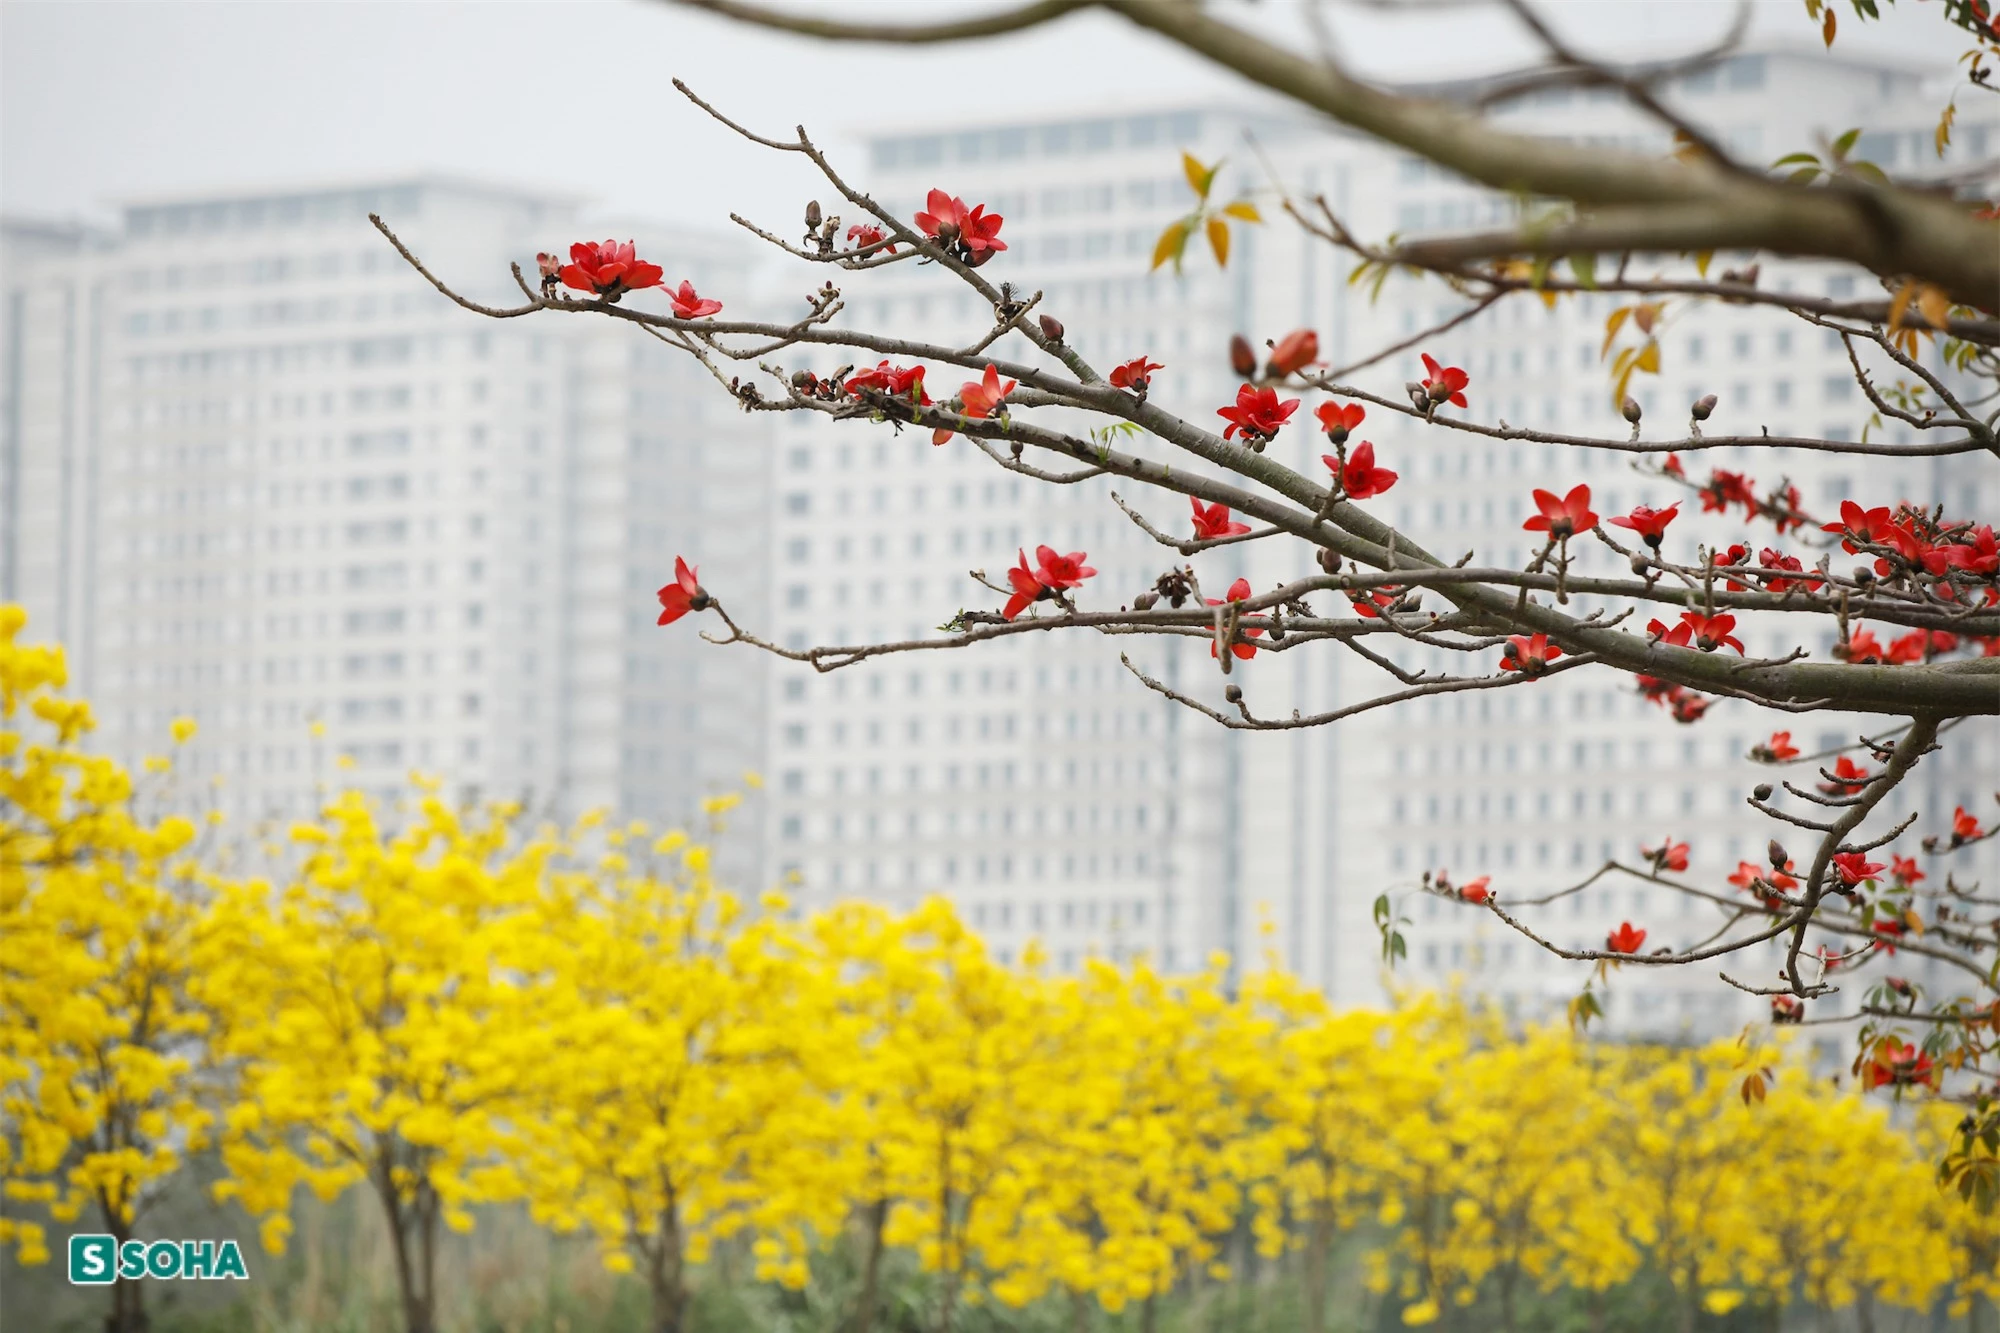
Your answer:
785,492 -> 810,515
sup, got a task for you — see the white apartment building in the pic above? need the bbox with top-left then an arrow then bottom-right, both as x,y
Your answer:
0,178 -> 769,848
762,44 -> 1997,1033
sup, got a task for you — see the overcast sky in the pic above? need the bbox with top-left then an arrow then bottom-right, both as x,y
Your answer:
1,0 -> 1958,237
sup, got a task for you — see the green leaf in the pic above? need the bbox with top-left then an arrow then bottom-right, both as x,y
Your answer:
1568,252 -> 1597,288
1831,127 -> 1863,159
1770,151 -> 1822,168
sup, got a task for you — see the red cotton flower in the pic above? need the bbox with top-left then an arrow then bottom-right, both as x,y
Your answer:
1862,1037 -> 1937,1091
1681,611 -> 1745,655
1822,500 -> 1898,553
1217,384 -> 1300,445
1609,503 -> 1680,547
1871,917 -> 1907,954
1821,756 -> 1873,795
668,281 -> 723,320
1000,546 -> 1095,620
1347,588 -> 1401,619
1420,353 -> 1470,410
1323,441 -> 1398,501
1205,578 -> 1263,660
1002,551 -> 1050,620
1522,485 -> 1598,540
1753,731 -> 1802,762
1662,453 -> 1685,478
1110,357 -> 1165,393
846,223 -> 895,253
1605,922 -> 1648,954
1891,855 -> 1925,885
1730,860 -> 1798,908
1457,876 -> 1492,905
932,364 -> 1017,445
848,360 -> 931,405
914,188 -> 1006,264
1952,805 -> 1988,843
1700,468 -> 1758,517
559,239 -> 666,300
1191,498 -> 1251,541
1837,627 -> 1885,664
1771,995 -> 1804,1024
1756,548 -> 1822,594
1267,328 -> 1319,378
1315,400 -> 1365,442
655,556 -> 706,626
1670,691 -> 1711,724
1642,839 -> 1690,873
1500,633 -> 1562,677
1830,851 -> 1886,886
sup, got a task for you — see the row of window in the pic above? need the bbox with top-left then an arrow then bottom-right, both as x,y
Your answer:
871,113 -> 1204,171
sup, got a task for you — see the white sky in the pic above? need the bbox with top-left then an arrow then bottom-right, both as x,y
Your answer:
0,0 -> 1959,236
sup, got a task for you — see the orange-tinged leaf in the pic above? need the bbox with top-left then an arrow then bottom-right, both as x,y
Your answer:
1601,306 -> 1631,360
1822,4 -> 1836,45
1888,281 -> 1918,333
1152,220 -> 1190,273
1916,285 -> 1952,333
1206,216 -> 1231,267
1937,101 -> 1958,159
1221,199 -> 1263,223
1183,152 -> 1219,201
1633,302 -> 1663,335
1741,1070 -> 1767,1105
1905,907 -> 1926,936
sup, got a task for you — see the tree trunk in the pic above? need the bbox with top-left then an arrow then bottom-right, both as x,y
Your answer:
1854,1289 -> 1876,1333
1497,1265 -> 1519,1333
374,1151 -> 435,1333
1302,1209 -> 1331,1333
1070,1287 -> 1091,1333
935,1134 -> 957,1333
1140,1291 -> 1157,1333
854,1198 -> 888,1333
648,1199 -> 689,1333
99,1200 -> 149,1333
1588,1289 -> 1607,1333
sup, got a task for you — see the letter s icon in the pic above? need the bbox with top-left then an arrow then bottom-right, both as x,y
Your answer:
68,1234 -> 117,1285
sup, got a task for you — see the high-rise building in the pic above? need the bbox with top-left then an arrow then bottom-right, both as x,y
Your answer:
756,44 -> 1997,1033
0,178 -> 770,846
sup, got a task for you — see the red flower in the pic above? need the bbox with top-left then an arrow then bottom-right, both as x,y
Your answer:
1267,328 -> 1319,377
1314,400 -> 1365,442
559,239 -> 665,299
1662,453 -> 1685,478
1755,731 -> 1801,762
1191,498 -> 1251,541
1771,995 -> 1804,1024
1322,441 -> 1398,500
1605,922 -> 1647,954
1002,550 -> 1049,620
1700,468 -> 1758,516
847,360 -> 931,405
1206,578 -> 1263,660
914,188 -> 1006,263
1836,627 -> 1885,664
1347,588 -> 1401,618
1871,917 -> 1907,954
1830,851 -> 1886,886
1110,356 -> 1165,393
1952,805 -> 1988,843
1217,384 -> 1300,444
1522,484 -> 1598,540
1035,545 -> 1095,590
1729,860 -> 1798,907
1926,523 -> 1999,576
1821,757 -> 1872,795
1609,502 -> 1680,547
1457,876 -> 1492,905
1420,353 -> 1470,409
1500,633 -> 1562,676
1669,691 -> 1711,724
932,364 -> 1017,445
845,223 -> 895,253
1642,839 -> 1690,873
1634,675 -> 1677,703
669,280 -> 723,320
1862,1037 -> 1936,1090
1822,500 -> 1898,553
1756,547 -> 1821,593
1891,855 -> 1925,885
655,556 -> 705,626
1680,611 -> 1745,655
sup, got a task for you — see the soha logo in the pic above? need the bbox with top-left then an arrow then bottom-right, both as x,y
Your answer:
67,1235 -> 250,1284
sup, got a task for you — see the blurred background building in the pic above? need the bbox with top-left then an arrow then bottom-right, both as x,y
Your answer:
0,179 -> 769,861
3,42 -> 1993,1035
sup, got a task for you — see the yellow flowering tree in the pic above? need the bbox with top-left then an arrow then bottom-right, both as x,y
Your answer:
0,608 -> 213,1333
198,787 -> 560,1333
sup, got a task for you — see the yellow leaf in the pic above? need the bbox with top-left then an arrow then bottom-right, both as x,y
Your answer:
1151,220 -> 1190,272
1905,907 -> 1926,936
1937,101 -> 1957,159
1694,250 -> 1714,278
1206,216 -> 1231,267
1916,284 -> 1952,334
1222,199 -> 1263,223
1182,152 -> 1219,201
1635,339 -> 1661,374
1600,306 -> 1631,360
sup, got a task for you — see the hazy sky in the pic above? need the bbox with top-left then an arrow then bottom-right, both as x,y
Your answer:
1,0 -> 1958,237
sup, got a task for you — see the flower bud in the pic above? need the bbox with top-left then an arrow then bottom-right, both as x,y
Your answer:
1622,397 -> 1643,424
1406,382 -> 1429,411
1691,393 -> 1717,420
1316,548 -> 1341,574
1768,839 -> 1789,869
1753,783 -> 1774,801
805,200 -> 822,229
1853,566 -> 1875,586
1224,684 -> 1243,704
1038,314 -> 1065,344
1630,554 -> 1650,574
1133,591 -> 1159,611
1267,328 -> 1319,378
1229,334 -> 1257,379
